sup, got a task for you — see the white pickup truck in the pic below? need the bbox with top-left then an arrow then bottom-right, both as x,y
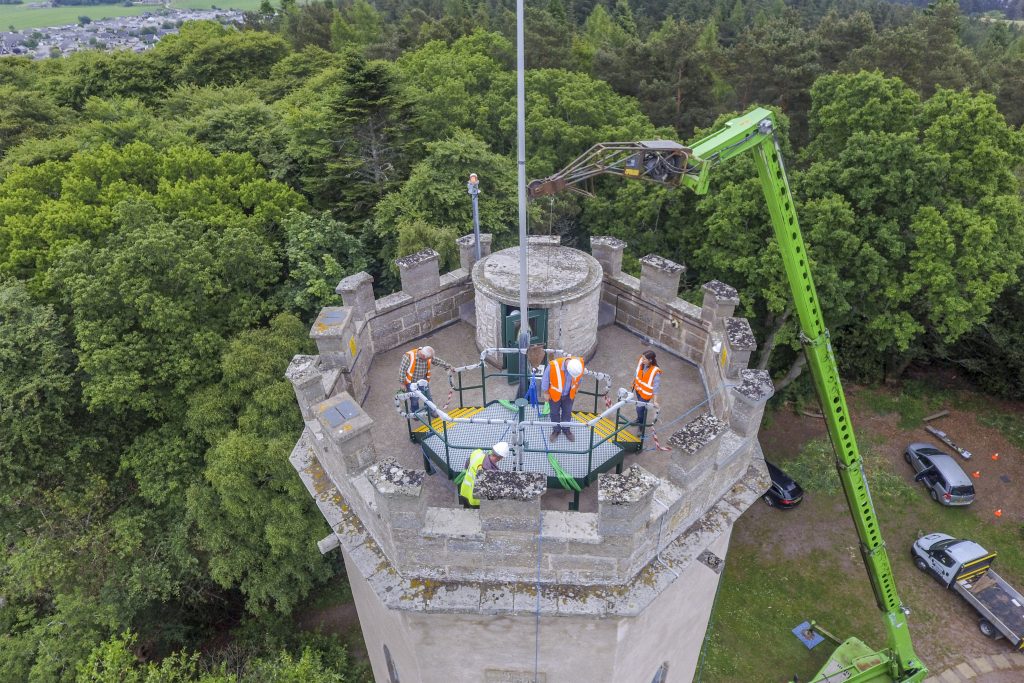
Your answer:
912,533 -> 1024,650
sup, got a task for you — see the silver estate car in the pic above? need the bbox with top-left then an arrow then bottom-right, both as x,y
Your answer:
904,443 -> 975,506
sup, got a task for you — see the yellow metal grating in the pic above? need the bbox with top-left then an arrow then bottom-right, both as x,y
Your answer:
573,412 -> 640,443
412,406 -> 485,433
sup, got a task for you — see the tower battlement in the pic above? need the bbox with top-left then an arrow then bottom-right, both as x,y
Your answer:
289,233 -> 773,683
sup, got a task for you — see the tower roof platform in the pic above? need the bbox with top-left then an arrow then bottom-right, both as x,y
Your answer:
362,321 -> 707,512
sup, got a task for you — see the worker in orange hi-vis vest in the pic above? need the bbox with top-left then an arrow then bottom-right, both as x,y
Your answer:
632,350 -> 662,436
398,345 -> 453,414
541,356 -> 585,443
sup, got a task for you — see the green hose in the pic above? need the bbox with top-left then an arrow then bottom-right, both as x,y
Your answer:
547,452 -> 582,492
453,469 -> 466,485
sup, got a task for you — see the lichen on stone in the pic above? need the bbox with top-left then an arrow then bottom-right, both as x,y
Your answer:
735,369 -> 773,401
724,317 -> 756,351
702,279 -> 739,302
639,254 -> 685,274
285,354 -> 319,381
475,470 -> 546,501
598,465 -> 658,505
396,248 -> 439,268
591,236 -> 626,249
368,456 -> 425,494
668,412 -> 725,454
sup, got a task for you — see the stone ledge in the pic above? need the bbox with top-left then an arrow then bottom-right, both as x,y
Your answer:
667,298 -> 704,323
375,290 -> 414,313
439,269 -> 470,288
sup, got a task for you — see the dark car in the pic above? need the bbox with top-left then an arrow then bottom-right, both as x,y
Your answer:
904,443 -> 975,506
763,461 -> 804,508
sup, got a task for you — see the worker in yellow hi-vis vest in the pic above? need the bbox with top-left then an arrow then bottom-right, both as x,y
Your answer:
459,442 -> 509,508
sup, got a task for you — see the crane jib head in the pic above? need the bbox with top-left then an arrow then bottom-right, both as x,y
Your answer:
527,141 -> 693,199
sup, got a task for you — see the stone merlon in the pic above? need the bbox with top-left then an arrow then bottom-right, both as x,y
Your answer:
639,254 -> 685,275
474,470 -> 546,501
396,248 -> 441,296
702,280 -> 740,304
591,236 -> 627,278
395,248 -> 440,269
591,236 -> 627,250
735,369 -> 774,403
598,465 -> 659,505
368,456 -> 425,496
335,272 -> 376,320
310,307 -> 350,340
285,354 -> 320,384
724,317 -> 757,351
669,412 -> 726,454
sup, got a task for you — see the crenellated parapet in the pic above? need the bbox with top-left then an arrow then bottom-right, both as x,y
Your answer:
288,357 -> 767,590
590,236 -> 770,423
287,233 -> 777,683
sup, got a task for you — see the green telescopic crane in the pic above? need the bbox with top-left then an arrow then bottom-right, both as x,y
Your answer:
528,108 -> 928,683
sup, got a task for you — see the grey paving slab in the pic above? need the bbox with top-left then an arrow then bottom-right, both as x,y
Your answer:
956,662 -> 977,679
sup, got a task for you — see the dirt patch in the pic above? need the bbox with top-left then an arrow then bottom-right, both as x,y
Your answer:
842,384 -> 1024,525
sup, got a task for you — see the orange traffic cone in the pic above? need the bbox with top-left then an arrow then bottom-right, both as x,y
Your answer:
994,509 -> 1003,518
972,471 -> 981,479
992,453 -> 1000,461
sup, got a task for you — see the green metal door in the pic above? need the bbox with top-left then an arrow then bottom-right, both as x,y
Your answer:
502,307 -> 548,383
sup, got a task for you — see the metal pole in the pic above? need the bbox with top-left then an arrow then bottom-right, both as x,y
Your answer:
468,173 -> 481,260
515,0 -> 530,397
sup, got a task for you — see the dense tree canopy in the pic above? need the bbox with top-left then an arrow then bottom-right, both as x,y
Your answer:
1,0 -> 1023,678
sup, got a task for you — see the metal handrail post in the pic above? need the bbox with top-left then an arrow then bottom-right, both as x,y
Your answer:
587,424 -> 594,481
405,396 -> 415,442
481,362 -> 487,405
442,417 -> 451,473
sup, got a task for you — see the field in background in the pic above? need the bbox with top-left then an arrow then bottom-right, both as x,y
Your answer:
0,0 -> 262,32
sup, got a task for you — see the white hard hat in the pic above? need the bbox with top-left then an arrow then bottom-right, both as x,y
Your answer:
492,442 -> 510,458
566,358 -> 583,377
419,345 -> 435,358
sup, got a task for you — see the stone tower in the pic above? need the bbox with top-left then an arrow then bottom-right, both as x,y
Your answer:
288,235 -> 772,683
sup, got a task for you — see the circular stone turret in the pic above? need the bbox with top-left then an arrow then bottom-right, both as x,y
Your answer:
472,241 -> 603,361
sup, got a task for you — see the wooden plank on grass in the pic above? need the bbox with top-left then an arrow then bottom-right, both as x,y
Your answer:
922,410 -> 950,422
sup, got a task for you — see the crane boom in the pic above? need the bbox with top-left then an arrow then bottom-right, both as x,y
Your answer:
528,108 -> 927,683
